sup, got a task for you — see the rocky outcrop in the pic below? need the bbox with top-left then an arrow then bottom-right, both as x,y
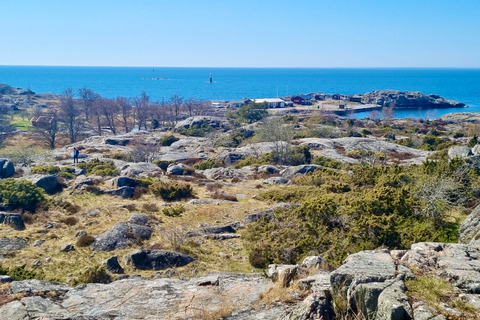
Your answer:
103,186 -> 135,199
401,242 -> 480,293
0,212 -> 25,230
262,176 -> 291,185
123,249 -> 195,270
103,256 -> 124,274
242,202 -> 300,224
360,90 -> 465,109
298,137 -> 431,165
21,174 -> 60,194
110,176 -> 136,188
0,273 -> 277,320
0,237 -> 28,252
119,162 -> 163,177
175,116 -> 230,131
2,242 -> 480,319
186,224 -> 237,237
91,214 -> 153,251
200,167 -> 255,180
0,158 -> 15,178
448,146 -> 472,159
459,204 -> 480,245
281,164 -> 321,178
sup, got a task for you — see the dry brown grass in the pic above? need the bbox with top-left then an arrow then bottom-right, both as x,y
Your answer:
259,282 -> 309,305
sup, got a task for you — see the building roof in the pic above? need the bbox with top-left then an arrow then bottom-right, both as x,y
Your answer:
254,98 -> 285,103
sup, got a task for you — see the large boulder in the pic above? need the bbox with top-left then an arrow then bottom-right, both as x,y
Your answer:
0,237 -> 28,252
166,163 -> 188,175
201,167 -> 254,180
103,256 -> 124,274
119,162 -> 163,177
459,204 -> 480,245
175,116 -> 230,131
0,212 -> 25,230
448,146 -> 472,159
0,273 -> 277,319
111,176 -> 136,188
104,137 -> 131,146
104,186 -> 135,199
22,174 -> 60,194
0,158 -> 15,178
92,215 -> 153,251
329,249 -> 413,318
281,164 -> 321,178
123,249 -> 195,270
92,222 -> 129,251
401,242 -> 480,293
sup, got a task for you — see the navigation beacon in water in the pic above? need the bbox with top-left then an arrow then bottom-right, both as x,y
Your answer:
207,73 -> 216,83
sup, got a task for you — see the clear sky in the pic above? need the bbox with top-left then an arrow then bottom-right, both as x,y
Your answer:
1,0 -> 479,68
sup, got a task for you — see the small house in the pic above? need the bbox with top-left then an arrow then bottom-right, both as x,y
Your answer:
253,98 -> 286,108
332,94 -> 341,100
291,94 -> 314,105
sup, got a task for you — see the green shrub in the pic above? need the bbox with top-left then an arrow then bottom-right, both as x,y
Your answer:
360,129 -> 372,137
77,159 -> 119,177
177,124 -> 214,137
289,145 -> 312,165
159,135 -> 179,146
134,177 -> 155,188
162,203 -> 186,217
468,135 -> 478,148
0,264 -> 39,281
153,160 -> 176,171
193,158 -> 217,170
395,138 -> 414,148
453,132 -> 464,138
234,155 -> 272,168
0,179 -> 45,212
30,165 -> 75,179
229,102 -> 268,124
312,156 -> 342,169
108,152 -> 133,162
31,165 -> 60,175
151,181 -> 194,201
72,265 -> 112,285
244,163 -> 467,268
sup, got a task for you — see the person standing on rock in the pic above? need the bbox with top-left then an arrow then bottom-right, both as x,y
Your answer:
73,147 -> 79,164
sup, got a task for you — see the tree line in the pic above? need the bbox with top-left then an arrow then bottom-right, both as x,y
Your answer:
34,87 -> 214,149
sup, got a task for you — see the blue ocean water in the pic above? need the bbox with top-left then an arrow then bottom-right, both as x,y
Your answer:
1,66 -> 479,119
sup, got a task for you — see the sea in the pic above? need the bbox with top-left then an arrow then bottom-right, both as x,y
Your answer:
1,66 -> 479,119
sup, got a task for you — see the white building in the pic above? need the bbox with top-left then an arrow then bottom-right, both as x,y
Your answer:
253,98 -> 286,108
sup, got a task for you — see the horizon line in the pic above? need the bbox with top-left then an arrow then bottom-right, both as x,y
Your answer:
1,64 -> 480,69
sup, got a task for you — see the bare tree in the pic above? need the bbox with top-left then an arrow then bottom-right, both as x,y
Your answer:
99,98 -> 119,135
133,92 -> 151,131
0,106 -> 16,147
381,102 -> 395,122
169,94 -> 184,123
59,88 -> 83,143
184,97 -> 201,117
78,87 -> 99,121
91,98 -> 104,136
129,139 -> 159,162
255,117 -> 295,165
33,111 -> 59,149
117,96 -> 133,133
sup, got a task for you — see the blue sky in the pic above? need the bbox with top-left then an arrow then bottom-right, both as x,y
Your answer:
1,0 -> 479,67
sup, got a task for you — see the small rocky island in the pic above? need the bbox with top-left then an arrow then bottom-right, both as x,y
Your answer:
0,83 -> 479,319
